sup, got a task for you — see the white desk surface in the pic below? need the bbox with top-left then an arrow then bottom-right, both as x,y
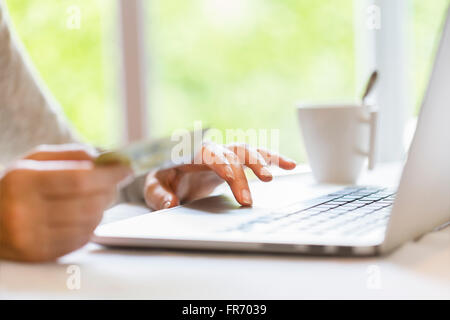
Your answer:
1,163 -> 449,299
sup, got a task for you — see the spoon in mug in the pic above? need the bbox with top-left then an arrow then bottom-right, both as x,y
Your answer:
361,70 -> 378,106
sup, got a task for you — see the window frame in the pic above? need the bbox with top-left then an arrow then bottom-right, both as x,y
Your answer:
119,0 -> 410,162
118,0 -> 149,143
355,0 -> 410,163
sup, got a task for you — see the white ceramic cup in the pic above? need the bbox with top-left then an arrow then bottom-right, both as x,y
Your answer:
297,103 -> 378,184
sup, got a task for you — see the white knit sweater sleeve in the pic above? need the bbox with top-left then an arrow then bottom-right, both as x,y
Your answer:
0,1 -> 79,165
0,2 -> 146,204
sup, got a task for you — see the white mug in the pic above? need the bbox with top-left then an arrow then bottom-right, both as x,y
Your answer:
297,103 -> 378,184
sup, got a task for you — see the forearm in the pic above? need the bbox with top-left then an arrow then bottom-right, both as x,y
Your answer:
116,174 -> 146,205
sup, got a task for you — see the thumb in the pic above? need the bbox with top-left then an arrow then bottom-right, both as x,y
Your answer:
144,172 -> 180,211
24,144 -> 97,161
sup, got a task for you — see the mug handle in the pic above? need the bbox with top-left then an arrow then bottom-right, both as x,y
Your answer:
367,110 -> 378,170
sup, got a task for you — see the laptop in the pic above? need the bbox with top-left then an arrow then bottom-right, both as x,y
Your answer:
93,7 -> 450,256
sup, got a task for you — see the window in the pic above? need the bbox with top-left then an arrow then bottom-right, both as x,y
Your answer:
147,0 -> 357,161
7,1 -> 445,163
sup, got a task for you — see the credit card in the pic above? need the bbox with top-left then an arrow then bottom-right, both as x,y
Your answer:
94,129 -> 207,175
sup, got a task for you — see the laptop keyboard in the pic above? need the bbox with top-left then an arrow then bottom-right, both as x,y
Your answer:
227,187 -> 395,237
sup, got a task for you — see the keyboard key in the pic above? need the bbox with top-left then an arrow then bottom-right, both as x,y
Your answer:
226,186 -> 395,235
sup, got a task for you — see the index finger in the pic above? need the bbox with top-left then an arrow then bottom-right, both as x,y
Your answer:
17,160 -> 133,196
257,148 -> 297,170
24,144 -> 97,161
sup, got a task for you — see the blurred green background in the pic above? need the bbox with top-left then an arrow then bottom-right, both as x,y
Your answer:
5,0 -> 449,161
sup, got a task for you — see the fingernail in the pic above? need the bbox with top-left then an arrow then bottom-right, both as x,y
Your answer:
162,201 -> 172,209
225,166 -> 235,180
241,189 -> 252,206
260,167 -> 272,178
285,157 -> 297,164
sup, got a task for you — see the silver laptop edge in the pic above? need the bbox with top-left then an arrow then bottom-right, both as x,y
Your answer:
380,5 -> 450,254
93,7 -> 450,256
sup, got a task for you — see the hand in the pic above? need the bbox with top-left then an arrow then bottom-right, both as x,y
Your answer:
0,144 -> 131,262
144,143 -> 296,210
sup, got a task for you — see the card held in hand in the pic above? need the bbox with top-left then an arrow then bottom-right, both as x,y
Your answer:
94,129 -> 206,175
